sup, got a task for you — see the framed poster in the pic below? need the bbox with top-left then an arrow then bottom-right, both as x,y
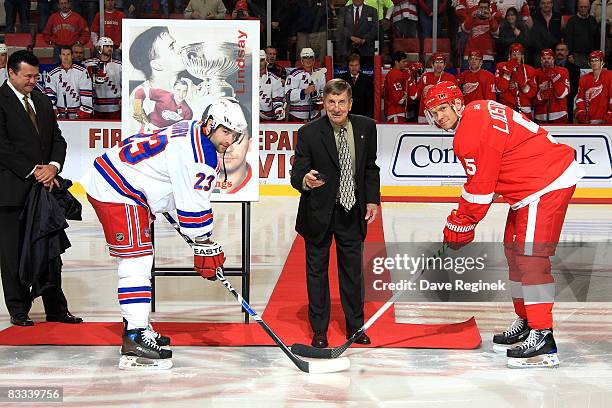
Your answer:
122,19 -> 260,201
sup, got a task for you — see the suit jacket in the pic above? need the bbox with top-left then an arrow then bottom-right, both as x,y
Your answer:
0,83 -> 67,207
338,71 -> 374,118
336,4 -> 378,58
291,114 -> 380,244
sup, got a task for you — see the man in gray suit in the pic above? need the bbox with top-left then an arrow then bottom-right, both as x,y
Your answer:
336,0 -> 379,68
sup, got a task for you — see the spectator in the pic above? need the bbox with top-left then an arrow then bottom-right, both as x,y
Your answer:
346,0 -> 394,56
554,42 -> 580,122
420,0 -> 449,37
416,53 -> 457,123
493,0 -> 532,28
265,46 -> 287,84
533,48 -> 570,123
0,45 -> 7,85
91,0 -> 125,57
259,50 -> 285,121
495,42 -> 537,116
285,47 -> 327,122
455,0 -> 501,58
38,0 -> 55,33
390,0 -> 419,38
575,50 -> 612,124
338,53 -> 375,117
383,51 -> 417,122
81,0 -> 100,25
295,0 -> 329,65
42,0 -> 90,64
72,43 -> 85,65
553,0 -> 574,15
270,0 -> 292,60
0,50 -> 82,328
461,0 -> 500,71
336,0 -> 379,68
133,78 -> 194,128
44,46 -> 93,119
184,0 -> 226,19
563,0 -> 599,68
83,38 -> 122,119
590,0 -> 612,66
456,50 -> 496,103
496,7 -> 530,62
532,0 -> 563,49
4,0 -> 30,33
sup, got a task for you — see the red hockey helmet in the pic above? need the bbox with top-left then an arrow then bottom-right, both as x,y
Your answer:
431,52 -> 446,65
468,50 -> 482,59
424,81 -> 464,111
540,48 -> 554,58
589,50 -> 604,62
509,43 -> 524,55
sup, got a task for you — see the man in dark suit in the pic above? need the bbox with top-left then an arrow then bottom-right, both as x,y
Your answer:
554,42 -> 581,122
338,53 -> 374,118
335,0 -> 378,68
291,78 -> 380,348
0,50 -> 81,326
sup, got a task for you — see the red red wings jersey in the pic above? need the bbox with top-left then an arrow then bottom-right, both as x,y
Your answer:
495,61 -> 537,115
134,86 -> 193,128
453,100 -> 583,224
455,0 -> 500,22
533,67 -> 570,122
91,10 -> 124,47
384,67 -> 417,121
575,70 -> 612,124
417,71 -> 457,122
456,69 -> 496,103
462,16 -> 499,60
42,11 -> 90,46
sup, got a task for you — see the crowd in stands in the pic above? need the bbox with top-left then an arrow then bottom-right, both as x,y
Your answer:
1,0 -> 610,123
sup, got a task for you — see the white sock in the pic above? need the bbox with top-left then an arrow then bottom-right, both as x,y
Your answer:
117,256 -> 153,330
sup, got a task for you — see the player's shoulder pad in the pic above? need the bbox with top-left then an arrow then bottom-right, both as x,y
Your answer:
267,71 -> 281,80
72,64 -> 87,72
289,68 -> 305,77
47,65 -> 62,76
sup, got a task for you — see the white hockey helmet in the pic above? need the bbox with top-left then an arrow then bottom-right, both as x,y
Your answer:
300,47 -> 315,59
202,97 -> 248,139
0,44 -> 7,54
260,49 -> 266,59
97,37 -> 114,51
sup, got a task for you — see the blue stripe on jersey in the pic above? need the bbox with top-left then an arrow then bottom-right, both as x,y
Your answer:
94,154 -> 149,209
118,286 -> 152,293
176,208 -> 213,229
119,298 -> 151,305
190,122 -> 219,169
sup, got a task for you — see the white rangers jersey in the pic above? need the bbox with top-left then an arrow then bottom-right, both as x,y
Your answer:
0,67 -> 7,85
260,70 -> 284,120
44,64 -> 93,118
82,120 -> 218,239
285,67 -> 326,121
83,57 -> 122,113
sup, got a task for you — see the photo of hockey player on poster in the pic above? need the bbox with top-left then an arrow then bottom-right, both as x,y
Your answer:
122,19 -> 260,201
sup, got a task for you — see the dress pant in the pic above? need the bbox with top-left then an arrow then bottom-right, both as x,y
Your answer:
0,206 -> 68,317
305,202 -> 364,333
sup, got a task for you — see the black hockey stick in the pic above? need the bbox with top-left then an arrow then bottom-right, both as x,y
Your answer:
161,212 -> 350,373
290,243 -> 449,359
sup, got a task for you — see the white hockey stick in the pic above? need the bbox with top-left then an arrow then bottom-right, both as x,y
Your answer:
291,243 -> 449,359
161,212 -> 350,373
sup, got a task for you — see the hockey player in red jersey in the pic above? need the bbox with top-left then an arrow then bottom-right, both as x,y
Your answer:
575,51 -> 612,124
456,50 -> 496,104
82,97 -> 248,370
384,51 -> 418,122
495,43 -> 536,117
416,53 -> 457,123
424,81 -> 584,368
533,49 -> 570,124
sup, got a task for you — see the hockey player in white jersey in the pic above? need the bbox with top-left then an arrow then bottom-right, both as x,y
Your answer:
0,44 -> 7,85
285,47 -> 327,122
259,50 -> 285,121
83,37 -> 122,119
82,97 -> 248,370
44,46 -> 93,119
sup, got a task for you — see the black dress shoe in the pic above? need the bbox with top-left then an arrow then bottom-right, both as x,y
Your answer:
46,312 -> 83,324
348,331 -> 371,345
311,330 -> 328,348
10,315 -> 34,326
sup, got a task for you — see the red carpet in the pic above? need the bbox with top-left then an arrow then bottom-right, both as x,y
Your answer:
0,211 -> 481,349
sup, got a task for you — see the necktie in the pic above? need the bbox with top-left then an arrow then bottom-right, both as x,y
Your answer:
23,95 -> 38,132
352,76 -> 357,85
354,6 -> 360,25
338,127 -> 355,211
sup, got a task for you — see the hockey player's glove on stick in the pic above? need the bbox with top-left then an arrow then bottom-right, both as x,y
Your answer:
291,243 -> 449,359
194,241 -> 225,281
162,212 -> 351,373
443,210 -> 476,250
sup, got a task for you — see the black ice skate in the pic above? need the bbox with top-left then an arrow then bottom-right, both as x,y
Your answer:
492,318 -> 530,353
147,324 -> 171,347
506,328 -> 560,368
119,328 -> 173,370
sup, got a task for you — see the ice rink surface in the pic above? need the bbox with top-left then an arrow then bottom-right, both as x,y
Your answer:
1,198 -> 611,407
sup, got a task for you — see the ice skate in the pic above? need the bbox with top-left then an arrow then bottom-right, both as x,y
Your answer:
119,328 -> 173,370
507,329 -> 560,368
492,318 -> 530,353
146,323 -> 171,347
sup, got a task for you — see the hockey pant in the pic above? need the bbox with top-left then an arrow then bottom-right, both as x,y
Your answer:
503,186 -> 575,329
88,195 -> 154,330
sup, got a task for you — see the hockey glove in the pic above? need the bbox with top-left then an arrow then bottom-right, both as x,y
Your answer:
194,241 -> 225,281
443,210 -> 476,250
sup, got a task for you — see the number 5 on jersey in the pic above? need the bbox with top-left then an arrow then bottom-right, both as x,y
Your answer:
465,158 -> 476,175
